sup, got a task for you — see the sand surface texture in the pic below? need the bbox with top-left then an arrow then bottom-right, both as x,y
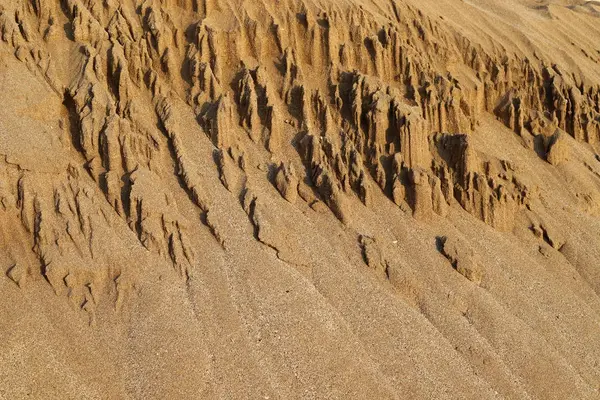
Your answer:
1,0 -> 600,398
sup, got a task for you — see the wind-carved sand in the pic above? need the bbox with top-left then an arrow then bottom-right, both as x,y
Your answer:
1,0 -> 600,398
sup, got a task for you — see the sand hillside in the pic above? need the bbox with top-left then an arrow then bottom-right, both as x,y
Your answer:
1,0 -> 600,398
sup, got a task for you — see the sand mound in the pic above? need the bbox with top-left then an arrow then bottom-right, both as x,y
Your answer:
1,0 -> 600,398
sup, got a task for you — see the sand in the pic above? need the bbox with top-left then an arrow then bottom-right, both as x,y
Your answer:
1,0 -> 600,398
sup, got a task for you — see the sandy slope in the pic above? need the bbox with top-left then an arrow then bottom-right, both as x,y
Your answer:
0,0 -> 600,398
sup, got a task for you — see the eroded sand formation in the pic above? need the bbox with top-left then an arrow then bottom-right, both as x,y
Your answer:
1,0 -> 600,398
